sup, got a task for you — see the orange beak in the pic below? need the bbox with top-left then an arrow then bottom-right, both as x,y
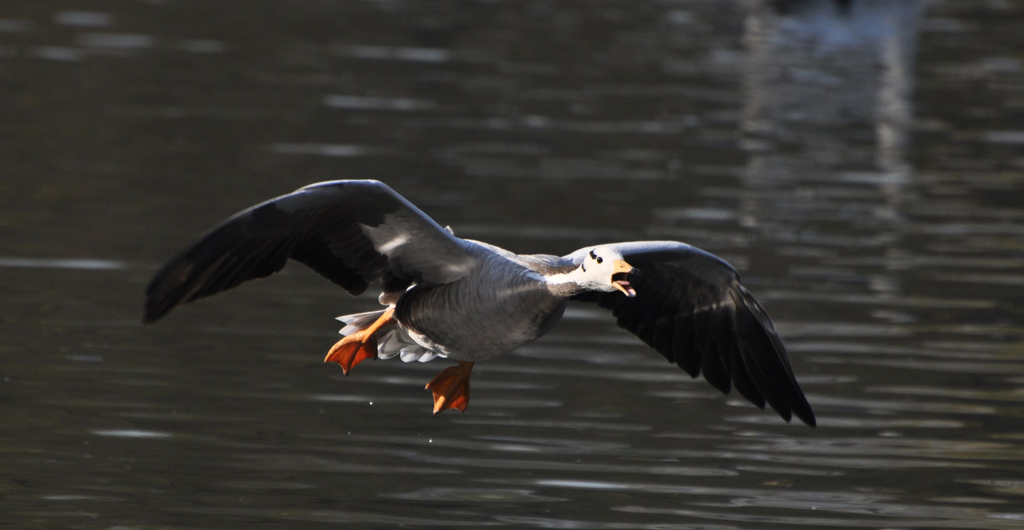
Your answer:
611,259 -> 637,297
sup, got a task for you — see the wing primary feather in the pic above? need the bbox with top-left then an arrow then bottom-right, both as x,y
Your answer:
669,297 -> 698,375
719,301 -> 766,410
731,289 -> 798,422
619,264 -> 685,365
650,296 -> 678,361
613,295 -> 651,344
650,274 -> 685,357
688,307 -> 713,380
631,290 -> 665,348
703,306 -> 734,395
732,288 -> 816,426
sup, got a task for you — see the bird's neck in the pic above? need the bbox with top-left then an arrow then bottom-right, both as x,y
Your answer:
543,267 -> 589,298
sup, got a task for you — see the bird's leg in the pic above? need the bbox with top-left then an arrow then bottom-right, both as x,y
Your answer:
324,308 -> 395,375
425,361 -> 474,415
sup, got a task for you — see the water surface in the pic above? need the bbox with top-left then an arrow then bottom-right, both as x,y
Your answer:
3,1 -> 1024,528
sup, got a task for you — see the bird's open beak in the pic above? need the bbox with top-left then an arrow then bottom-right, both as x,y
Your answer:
611,259 -> 638,297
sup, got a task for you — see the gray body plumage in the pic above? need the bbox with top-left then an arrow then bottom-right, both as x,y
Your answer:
395,248 -> 569,361
144,180 -> 816,426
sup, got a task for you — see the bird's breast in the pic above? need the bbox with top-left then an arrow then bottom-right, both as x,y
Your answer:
394,268 -> 566,361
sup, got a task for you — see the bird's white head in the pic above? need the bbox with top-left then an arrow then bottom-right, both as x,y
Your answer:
570,245 -> 638,297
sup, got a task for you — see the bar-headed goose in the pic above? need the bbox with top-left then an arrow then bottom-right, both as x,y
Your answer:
144,180 -> 815,425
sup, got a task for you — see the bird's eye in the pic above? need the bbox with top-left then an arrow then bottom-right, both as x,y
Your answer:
589,250 -> 597,260
596,256 -> 603,264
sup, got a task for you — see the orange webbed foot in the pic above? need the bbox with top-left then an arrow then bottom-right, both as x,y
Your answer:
323,308 -> 394,375
425,361 -> 474,415
324,332 -> 378,375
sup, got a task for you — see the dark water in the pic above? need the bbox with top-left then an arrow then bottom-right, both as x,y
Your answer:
3,0 -> 1024,528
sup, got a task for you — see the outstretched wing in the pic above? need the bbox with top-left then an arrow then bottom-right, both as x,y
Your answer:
144,180 -> 476,323
568,241 -> 815,426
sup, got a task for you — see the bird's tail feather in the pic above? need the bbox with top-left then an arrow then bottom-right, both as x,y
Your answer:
335,310 -> 440,363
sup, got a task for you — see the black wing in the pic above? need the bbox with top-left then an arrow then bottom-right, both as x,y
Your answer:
568,241 -> 815,426
144,180 -> 476,323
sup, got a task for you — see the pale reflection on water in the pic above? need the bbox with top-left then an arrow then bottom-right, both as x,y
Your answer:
3,0 -> 1024,528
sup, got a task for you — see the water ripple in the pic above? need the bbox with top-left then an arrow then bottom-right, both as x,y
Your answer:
230,454 -> 457,475
386,487 -> 565,503
0,257 -> 124,270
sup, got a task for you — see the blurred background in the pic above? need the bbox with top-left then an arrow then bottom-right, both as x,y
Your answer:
3,0 -> 1024,528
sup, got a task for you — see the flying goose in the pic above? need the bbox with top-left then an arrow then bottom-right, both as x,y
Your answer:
144,180 -> 815,425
